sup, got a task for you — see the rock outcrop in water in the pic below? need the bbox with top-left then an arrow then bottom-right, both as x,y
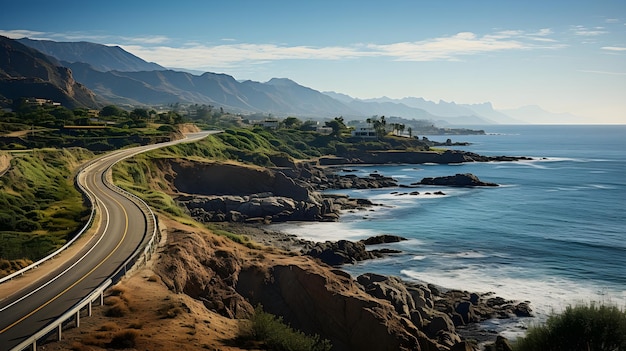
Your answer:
418,173 -> 499,187
319,150 -> 532,165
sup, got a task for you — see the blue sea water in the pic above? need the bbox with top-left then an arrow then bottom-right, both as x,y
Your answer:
274,125 -> 626,337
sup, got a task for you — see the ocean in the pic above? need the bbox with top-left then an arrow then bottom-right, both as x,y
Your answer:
273,125 -> 626,338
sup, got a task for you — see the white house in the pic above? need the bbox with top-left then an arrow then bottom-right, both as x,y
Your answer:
351,126 -> 377,138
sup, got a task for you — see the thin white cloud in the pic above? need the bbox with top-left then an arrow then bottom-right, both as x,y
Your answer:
124,29 -> 562,69
571,25 -> 609,36
578,69 -> 626,76
602,46 -> 626,51
120,35 -> 170,45
366,32 -> 532,62
121,43 -> 368,69
1,28 -> 562,70
0,29 -> 47,39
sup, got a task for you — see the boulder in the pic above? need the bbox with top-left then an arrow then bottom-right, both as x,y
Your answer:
494,336 -> 513,351
361,234 -> 408,245
304,240 -> 375,265
418,173 -> 498,187
357,273 -> 416,316
513,302 -> 533,317
450,341 -> 477,351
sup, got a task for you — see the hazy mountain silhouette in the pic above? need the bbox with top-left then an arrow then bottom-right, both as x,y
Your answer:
5,37 -> 551,123
18,38 -> 165,72
324,92 -> 502,124
0,36 -> 99,108
64,62 -> 358,117
500,105 -> 586,124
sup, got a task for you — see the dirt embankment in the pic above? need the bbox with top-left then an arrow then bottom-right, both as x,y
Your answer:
0,152 -> 11,175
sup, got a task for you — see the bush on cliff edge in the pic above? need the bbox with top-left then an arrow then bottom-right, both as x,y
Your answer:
514,303 -> 626,351
242,305 -> 332,351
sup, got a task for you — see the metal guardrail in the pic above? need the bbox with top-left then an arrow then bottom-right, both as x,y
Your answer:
9,153 -> 161,351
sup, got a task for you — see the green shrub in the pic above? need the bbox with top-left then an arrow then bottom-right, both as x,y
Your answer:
514,303 -> 626,351
245,305 -> 332,351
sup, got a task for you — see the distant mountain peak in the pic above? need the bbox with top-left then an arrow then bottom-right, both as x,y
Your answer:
17,38 -> 166,72
266,77 -> 298,86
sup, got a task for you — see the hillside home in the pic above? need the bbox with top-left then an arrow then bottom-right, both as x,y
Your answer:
351,126 -> 377,138
253,119 -> 279,129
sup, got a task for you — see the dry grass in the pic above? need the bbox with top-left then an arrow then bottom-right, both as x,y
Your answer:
109,330 -> 139,349
103,285 -> 133,317
97,322 -> 118,331
158,298 -> 188,319
128,321 -> 143,329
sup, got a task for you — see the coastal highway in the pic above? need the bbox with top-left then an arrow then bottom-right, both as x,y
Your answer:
0,131 -> 214,350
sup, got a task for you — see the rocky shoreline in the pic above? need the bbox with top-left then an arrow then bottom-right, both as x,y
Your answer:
157,151 -> 534,349
211,222 -> 531,348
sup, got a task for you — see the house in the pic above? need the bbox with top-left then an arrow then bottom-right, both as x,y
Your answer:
253,118 -> 280,129
25,98 -> 61,107
351,126 -> 377,138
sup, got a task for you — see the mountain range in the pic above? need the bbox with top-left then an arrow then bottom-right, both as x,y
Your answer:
1,36 -> 579,124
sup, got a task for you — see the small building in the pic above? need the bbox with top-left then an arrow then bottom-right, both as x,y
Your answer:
316,126 -> 333,135
351,126 -> 377,138
253,118 -> 280,129
26,98 -> 61,107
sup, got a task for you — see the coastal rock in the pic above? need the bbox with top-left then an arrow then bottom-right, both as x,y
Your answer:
450,341 -> 477,351
418,173 -> 498,187
357,273 -> 416,316
304,240 -> 375,265
237,263 -> 427,351
324,172 -> 399,189
319,150 -> 531,165
360,234 -> 408,245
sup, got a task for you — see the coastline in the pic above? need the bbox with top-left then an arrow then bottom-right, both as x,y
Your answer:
215,220 -> 534,346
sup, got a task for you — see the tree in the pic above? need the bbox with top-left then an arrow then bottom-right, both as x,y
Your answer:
325,116 -> 347,137
100,105 -> 126,117
282,116 -> 302,129
130,108 -> 149,121
369,115 -> 387,138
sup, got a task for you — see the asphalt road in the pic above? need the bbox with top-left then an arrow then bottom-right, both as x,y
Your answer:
0,131 -> 214,350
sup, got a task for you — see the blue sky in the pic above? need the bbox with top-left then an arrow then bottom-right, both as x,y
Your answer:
1,0 -> 625,123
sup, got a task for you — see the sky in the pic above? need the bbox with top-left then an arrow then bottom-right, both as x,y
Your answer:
1,0 -> 625,123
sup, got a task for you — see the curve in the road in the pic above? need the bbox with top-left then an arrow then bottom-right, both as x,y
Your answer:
0,131 -> 215,350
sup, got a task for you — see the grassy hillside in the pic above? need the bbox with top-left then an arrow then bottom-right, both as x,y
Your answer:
0,148 -> 92,276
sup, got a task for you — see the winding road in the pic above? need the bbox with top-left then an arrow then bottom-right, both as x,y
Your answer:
0,131 -> 214,350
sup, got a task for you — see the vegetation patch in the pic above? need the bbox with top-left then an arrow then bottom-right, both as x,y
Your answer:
108,330 -> 139,349
0,148 -> 92,275
514,303 -> 626,351
239,305 -> 332,351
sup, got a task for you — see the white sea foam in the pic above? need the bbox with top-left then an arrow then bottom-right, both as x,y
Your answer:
440,250 -> 487,259
400,266 -> 626,322
270,221 -> 376,242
